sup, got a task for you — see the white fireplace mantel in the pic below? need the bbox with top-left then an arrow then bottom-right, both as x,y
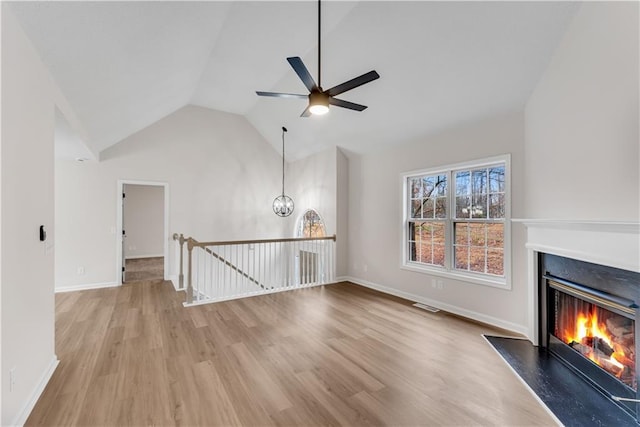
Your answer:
513,219 -> 640,344
514,219 -> 640,273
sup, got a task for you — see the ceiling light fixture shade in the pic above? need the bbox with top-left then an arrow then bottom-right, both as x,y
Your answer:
309,91 -> 329,115
273,126 -> 294,217
273,194 -> 294,217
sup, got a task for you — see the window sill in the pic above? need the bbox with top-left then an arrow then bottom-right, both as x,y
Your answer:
401,262 -> 510,290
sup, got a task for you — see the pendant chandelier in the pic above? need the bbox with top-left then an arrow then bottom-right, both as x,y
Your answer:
273,126 -> 294,217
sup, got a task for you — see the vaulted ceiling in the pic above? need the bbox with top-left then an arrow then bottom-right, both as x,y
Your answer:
10,1 -> 580,161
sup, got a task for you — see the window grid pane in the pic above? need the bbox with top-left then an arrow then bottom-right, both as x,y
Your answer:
407,174 -> 447,221
408,221 -> 445,267
453,222 -> 504,276
454,166 -> 505,220
423,197 -> 435,219
410,199 -> 422,219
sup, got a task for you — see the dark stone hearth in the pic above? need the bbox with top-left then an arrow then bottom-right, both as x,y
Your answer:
485,336 -> 637,427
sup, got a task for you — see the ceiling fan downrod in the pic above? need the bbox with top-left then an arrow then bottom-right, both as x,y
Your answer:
317,0 -> 322,89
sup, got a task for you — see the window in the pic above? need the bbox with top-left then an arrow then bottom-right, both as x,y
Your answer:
297,209 -> 326,238
403,155 -> 510,288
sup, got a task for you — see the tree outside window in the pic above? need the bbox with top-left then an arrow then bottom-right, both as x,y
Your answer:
453,166 -> 505,276
297,209 -> 326,238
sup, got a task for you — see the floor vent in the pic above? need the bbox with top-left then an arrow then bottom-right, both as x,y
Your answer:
412,302 -> 440,313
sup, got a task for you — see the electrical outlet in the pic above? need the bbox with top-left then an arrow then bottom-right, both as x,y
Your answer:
431,278 -> 437,289
437,280 -> 444,290
9,368 -> 15,392
77,266 -> 85,275
363,264 -> 368,273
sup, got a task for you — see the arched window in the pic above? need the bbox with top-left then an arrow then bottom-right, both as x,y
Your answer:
297,209 -> 326,238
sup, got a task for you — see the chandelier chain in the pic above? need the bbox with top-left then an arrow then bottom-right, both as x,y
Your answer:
281,127 -> 286,195
273,126 -> 294,217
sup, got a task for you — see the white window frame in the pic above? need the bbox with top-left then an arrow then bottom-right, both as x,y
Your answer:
401,154 -> 511,289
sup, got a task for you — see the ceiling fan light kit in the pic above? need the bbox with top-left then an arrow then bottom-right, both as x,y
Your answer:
256,0 -> 380,117
308,92 -> 329,115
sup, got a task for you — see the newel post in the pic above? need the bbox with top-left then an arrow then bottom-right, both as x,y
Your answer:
178,234 -> 185,289
187,238 -> 194,304
172,233 -> 186,291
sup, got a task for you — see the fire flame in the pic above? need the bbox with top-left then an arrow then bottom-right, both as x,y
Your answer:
564,309 -> 627,377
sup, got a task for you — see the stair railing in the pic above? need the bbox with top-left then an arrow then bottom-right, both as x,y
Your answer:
173,234 -> 336,306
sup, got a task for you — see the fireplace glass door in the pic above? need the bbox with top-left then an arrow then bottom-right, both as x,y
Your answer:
549,280 -> 636,392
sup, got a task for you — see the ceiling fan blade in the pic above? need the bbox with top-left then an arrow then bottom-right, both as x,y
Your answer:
287,57 -> 318,93
300,106 -> 312,117
329,97 -> 367,111
326,70 -> 380,97
256,91 -> 308,99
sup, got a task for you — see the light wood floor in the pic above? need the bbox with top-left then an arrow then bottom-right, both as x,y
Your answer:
27,280 -> 557,426
124,256 -> 164,282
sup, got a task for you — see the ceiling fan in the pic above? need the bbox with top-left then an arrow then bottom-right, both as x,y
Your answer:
256,0 -> 380,117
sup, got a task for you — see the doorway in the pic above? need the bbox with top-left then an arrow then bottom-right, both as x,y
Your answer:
116,180 -> 169,284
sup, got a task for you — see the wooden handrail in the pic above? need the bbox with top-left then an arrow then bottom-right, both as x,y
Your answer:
190,234 -> 336,248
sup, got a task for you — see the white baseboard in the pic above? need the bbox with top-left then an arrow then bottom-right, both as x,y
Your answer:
11,355 -> 59,427
343,276 -> 529,337
124,254 -> 164,260
55,281 -> 119,293
169,274 -> 185,291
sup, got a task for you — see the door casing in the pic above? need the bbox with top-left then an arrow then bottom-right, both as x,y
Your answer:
116,180 -> 169,285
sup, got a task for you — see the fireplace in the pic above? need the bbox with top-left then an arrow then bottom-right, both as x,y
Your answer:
551,284 -> 636,389
539,253 -> 640,420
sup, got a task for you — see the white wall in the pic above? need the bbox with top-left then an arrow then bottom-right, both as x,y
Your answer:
123,184 -> 164,259
286,146 -> 348,278
525,2 -> 639,221
347,112 -> 529,333
287,147 -> 338,237
270,146 -> 349,278
1,7 -> 57,425
336,148 -> 349,278
55,105 -> 287,290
